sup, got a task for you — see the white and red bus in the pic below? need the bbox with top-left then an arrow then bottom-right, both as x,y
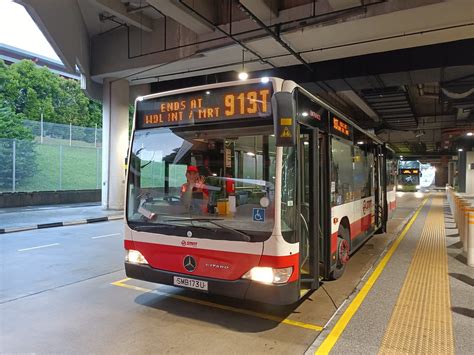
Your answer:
125,78 -> 395,304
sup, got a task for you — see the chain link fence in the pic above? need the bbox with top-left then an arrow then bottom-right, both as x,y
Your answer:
1,120 -> 103,193
22,119 -> 102,147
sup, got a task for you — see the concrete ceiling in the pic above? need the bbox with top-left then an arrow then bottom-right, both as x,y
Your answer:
16,0 -> 474,157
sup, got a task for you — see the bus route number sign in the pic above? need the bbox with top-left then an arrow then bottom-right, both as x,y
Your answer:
136,83 -> 273,128
401,169 -> 419,174
332,116 -> 352,139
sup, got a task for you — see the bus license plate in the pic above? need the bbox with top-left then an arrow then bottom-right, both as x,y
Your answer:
173,276 -> 208,291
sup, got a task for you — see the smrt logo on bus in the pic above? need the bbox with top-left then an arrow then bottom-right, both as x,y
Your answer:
181,240 -> 198,247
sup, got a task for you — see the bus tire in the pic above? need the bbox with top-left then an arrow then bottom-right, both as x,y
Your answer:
329,226 -> 350,280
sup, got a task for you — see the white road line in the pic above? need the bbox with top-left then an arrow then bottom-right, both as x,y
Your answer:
18,243 -> 60,252
91,233 -> 121,239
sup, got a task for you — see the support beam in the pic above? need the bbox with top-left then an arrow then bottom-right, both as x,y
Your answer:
102,78 -> 129,210
239,0 -> 278,22
338,90 -> 380,121
328,0 -> 363,11
146,0 -> 214,34
91,0 -> 153,32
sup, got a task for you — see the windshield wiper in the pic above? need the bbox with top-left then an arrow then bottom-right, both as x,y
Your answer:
164,218 -> 251,242
130,222 -> 176,232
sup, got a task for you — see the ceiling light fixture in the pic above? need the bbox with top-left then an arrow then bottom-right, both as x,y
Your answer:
467,132 -> 473,136
238,49 -> 248,81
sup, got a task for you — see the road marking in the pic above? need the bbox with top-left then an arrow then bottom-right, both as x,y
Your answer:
111,278 -> 323,332
18,243 -> 60,252
92,233 -> 121,239
315,197 -> 429,354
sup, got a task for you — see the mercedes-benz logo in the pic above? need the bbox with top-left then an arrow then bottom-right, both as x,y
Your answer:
183,255 -> 197,272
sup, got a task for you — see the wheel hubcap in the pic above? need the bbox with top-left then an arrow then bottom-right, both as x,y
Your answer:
338,239 -> 350,265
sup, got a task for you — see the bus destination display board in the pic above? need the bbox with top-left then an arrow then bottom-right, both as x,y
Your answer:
136,83 -> 273,129
400,169 -> 419,174
331,116 -> 352,140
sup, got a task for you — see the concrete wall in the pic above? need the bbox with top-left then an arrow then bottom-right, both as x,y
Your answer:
0,190 -> 100,208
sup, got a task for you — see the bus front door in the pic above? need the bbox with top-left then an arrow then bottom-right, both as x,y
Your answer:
299,126 -> 327,294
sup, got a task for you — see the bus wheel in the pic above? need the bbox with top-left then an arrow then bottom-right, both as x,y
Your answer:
330,227 -> 350,280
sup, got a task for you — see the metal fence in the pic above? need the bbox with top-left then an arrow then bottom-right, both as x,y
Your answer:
0,138 -> 102,193
22,119 -> 102,147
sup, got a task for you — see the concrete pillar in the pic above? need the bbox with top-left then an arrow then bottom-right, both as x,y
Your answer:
102,78 -> 129,210
458,151 -> 467,192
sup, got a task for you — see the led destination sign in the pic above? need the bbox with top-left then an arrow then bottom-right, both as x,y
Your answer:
400,169 -> 419,175
331,116 -> 352,139
136,83 -> 273,129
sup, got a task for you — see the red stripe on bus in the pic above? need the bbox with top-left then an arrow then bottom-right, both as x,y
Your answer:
125,239 -> 299,282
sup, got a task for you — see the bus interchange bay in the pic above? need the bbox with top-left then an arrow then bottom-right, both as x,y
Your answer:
103,193 -> 420,354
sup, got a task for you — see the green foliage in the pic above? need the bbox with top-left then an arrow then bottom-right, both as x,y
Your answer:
0,106 -> 37,189
0,59 -> 102,127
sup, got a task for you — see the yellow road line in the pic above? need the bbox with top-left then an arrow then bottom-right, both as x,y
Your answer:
315,197 -> 429,354
112,279 -> 323,331
379,197 -> 454,354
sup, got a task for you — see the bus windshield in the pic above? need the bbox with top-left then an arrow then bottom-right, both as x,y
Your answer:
127,125 -> 276,242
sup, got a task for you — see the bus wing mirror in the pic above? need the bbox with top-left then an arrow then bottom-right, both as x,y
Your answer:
272,92 -> 296,147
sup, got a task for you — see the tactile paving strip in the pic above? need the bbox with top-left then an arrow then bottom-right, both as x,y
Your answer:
379,196 -> 454,355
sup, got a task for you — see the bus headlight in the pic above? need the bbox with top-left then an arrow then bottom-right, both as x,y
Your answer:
126,250 -> 148,264
242,266 -> 293,284
397,184 -> 403,189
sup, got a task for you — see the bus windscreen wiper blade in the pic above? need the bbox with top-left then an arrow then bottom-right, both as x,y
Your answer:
131,222 -> 175,231
164,218 -> 251,242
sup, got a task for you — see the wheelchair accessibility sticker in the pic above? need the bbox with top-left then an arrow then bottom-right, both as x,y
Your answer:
252,208 -> 265,222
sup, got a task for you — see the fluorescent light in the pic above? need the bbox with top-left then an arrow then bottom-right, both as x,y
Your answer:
357,141 -> 364,145
246,151 -> 255,156
260,77 -> 269,83
205,91 -> 210,95
467,132 -> 473,136
458,148 -> 464,152
238,72 -> 248,80
302,112 -> 308,117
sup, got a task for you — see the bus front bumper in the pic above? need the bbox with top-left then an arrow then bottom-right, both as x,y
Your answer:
125,262 -> 299,305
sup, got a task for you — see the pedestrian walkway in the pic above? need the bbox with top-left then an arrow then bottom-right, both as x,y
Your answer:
379,196 -> 453,354
310,193 -> 474,354
0,203 -> 123,233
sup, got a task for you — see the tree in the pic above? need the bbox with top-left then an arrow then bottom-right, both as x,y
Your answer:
0,106 -> 37,190
0,59 -> 102,128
